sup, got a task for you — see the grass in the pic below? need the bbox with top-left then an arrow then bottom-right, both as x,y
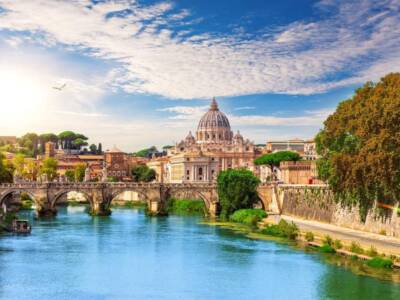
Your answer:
305,231 -> 314,242
350,242 -> 364,254
366,257 -> 393,269
261,219 -> 299,240
167,198 -> 206,215
320,244 -> 336,253
366,246 -> 379,257
229,209 -> 267,227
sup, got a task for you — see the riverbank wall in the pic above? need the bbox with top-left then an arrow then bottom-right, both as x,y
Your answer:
267,184 -> 400,238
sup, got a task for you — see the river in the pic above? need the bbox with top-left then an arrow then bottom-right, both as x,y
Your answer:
0,206 -> 399,299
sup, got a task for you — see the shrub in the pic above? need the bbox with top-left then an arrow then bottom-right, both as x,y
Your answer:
320,244 -> 336,253
167,199 -> 205,215
366,257 -> 393,269
323,235 -> 333,247
261,219 -> 299,240
350,242 -> 364,254
305,231 -> 314,242
333,239 -> 343,250
379,229 -> 386,235
366,246 -> 378,257
229,209 -> 267,227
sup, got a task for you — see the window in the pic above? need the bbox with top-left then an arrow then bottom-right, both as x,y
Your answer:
186,170 -> 190,175
198,167 -> 203,176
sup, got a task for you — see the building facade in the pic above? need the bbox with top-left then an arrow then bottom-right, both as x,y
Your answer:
159,98 -> 261,183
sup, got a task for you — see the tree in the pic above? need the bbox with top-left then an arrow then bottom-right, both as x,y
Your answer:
316,73 -> 400,219
39,133 -> 58,154
131,165 -> 156,182
254,151 -> 301,179
39,157 -> 58,181
0,153 -> 13,183
65,169 -> 75,182
19,133 -> 39,156
134,146 -> 157,158
89,144 -> 97,154
97,143 -> 102,154
58,131 -> 76,150
74,163 -> 87,182
25,159 -> 38,181
217,168 -> 260,219
12,153 -> 25,176
73,138 -> 88,150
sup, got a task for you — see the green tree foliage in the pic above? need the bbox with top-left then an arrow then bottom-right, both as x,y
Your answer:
254,151 -> 301,168
65,169 -> 75,182
131,165 -> 156,182
134,146 -> 157,158
12,153 -> 25,176
73,138 -> 88,149
0,153 -> 13,183
38,133 -> 58,154
39,157 -> 58,181
217,169 -> 260,219
18,133 -> 39,156
89,144 -> 97,154
97,143 -> 102,154
74,163 -> 86,182
315,73 -> 400,219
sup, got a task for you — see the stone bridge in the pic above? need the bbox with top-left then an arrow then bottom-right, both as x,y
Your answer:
0,182 -> 220,217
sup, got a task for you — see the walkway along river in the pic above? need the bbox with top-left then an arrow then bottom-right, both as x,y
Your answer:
0,206 -> 399,299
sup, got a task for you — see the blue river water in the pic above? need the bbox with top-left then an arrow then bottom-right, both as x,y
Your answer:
0,206 -> 399,300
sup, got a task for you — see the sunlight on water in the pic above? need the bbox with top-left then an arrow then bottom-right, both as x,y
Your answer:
0,207 -> 399,300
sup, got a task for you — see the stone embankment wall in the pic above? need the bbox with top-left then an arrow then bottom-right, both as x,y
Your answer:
275,185 -> 400,238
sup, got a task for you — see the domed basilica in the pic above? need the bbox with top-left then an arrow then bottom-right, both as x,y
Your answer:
163,98 -> 260,183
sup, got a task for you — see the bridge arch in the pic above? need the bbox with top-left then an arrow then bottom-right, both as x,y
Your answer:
165,188 -> 213,212
0,188 -> 41,210
50,190 -> 93,209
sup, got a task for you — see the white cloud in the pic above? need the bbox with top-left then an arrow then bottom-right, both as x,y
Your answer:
0,0 -> 398,99
234,106 -> 255,111
158,104 -> 334,127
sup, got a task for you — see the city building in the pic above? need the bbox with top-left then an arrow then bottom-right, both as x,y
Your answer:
0,136 -> 17,145
280,161 -> 322,184
265,138 -> 319,160
157,98 -> 262,183
105,146 -> 130,180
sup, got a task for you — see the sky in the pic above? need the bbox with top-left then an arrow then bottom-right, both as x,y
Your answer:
0,0 -> 399,152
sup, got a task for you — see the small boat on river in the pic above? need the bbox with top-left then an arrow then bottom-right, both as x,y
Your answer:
11,219 -> 31,234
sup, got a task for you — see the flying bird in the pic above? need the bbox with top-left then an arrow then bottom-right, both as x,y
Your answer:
52,83 -> 66,91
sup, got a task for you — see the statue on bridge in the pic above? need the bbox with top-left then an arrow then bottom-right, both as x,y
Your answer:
101,162 -> 108,182
84,165 -> 91,182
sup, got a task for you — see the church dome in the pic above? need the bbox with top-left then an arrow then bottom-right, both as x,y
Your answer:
196,98 -> 233,143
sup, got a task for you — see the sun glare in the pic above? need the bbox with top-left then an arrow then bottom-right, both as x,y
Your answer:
0,68 -> 47,114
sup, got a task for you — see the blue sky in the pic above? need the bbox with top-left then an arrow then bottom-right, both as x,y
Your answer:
0,0 -> 399,151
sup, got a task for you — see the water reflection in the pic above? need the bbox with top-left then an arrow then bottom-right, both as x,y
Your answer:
0,207 -> 398,300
